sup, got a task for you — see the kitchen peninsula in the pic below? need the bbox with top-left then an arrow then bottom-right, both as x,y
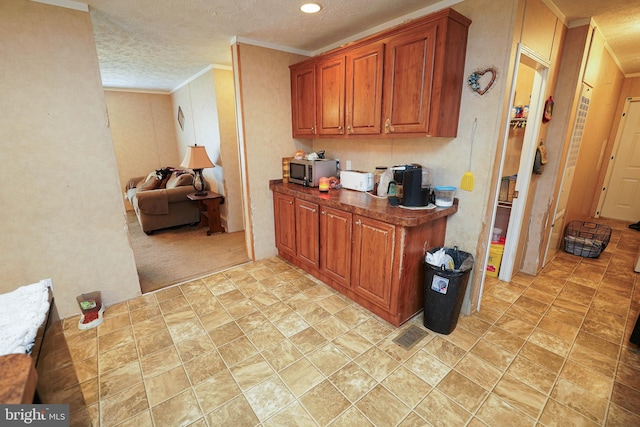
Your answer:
270,180 -> 458,326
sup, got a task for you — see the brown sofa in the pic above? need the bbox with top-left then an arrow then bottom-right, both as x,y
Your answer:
125,169 -> 201,234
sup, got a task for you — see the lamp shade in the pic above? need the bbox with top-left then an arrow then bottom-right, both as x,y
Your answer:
180,145 -> 214,169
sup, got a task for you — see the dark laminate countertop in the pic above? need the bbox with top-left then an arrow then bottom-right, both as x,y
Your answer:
270,179 -> 458,227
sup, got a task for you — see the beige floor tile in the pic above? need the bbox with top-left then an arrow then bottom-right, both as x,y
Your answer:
615,360 -> 640,392
528,327 -> 572,357
183,350 -> 227,385
332,329 -> 372,359
424,336 -> 467,367
354,317 -> 394,344
198,306 -> 233,332
551,379 -> 608,424
493,374 -> 547,418
300,380 -> 351,425
289,326 -> 328,354
404,348 -> 451,386
574,330 -> 620,360
518,341 -> 565,373
279,358 -> 324,397
414,389 -> 471,426
158,295 -> 190,315
457,314 -> 492,336
356,384 -> 411,426
454,353 -> 502,391
313,315 -> 350,341
99,342 -> 138,375
217,335 -> 258,367
274,312 -> 310,337
470,338 -> 515,371
193,370 -> 241,414
245,375 -> 296,422
97,312 -> 131,336
135,328 -> 173,358
307,342 -> 350,376
484,326 -> 526,354
580,317 -> 625,344
231,353 -> 276,391
139,345 -> 181,378
235,311 -> 270,334
99,360 -> 142,399
560,359 -> 613,398
131,315 -> 167,338
150,389 -> 203,426
611,381 -> 640,417
226,299 -> 259,319
99,326 -> 134,353
261,339 -> 303,372
537,315 -> 579,341
208,321 -> 244,347
100,382 -> 148,427
114,409 -> 153,427
539,398 -> 600,427
506,355 -> 557,394
355,346 -> 399,381
475,394 -> 535,427
436,370 -> 487,412
144,365 -> 190,406
247,323 -> 286,351
328,406 -> 374,427
262,401 -> 317,427
568,343 -> 617,377
381,366 -> 431,408
334,305 -> 371,328
441,324 -> 480,351
329,362 -> 378,402
174,335 -> 216,362
154,285 -> 183,302
494,314 -> 536,338
606,402 -> 640,427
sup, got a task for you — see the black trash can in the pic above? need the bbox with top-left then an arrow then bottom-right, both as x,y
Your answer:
423,247 -> 474,334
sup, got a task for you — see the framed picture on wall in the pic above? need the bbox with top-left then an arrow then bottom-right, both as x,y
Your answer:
177,106 -> 185,131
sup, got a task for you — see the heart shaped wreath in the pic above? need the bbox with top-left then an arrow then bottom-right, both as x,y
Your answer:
468,68 -> 497,95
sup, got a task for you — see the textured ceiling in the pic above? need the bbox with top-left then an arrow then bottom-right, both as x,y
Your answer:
80,0 -> 640,92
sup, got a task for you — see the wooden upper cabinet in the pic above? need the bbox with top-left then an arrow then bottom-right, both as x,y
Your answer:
345,44 -> 384,135
381,23 -> 436,136
290,8 -> 470,139
317,57 -> 345,135
291,64 -> 316,137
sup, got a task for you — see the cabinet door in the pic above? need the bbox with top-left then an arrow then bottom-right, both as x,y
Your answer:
351,215 -> 395,309
346,44 -> 384,135
291,64 -> 317,137
381,23 -> 436,135
316,57 -> 345,135
295,199 -> 320,268
273,193 -> 296,256
320,206 -> 352,285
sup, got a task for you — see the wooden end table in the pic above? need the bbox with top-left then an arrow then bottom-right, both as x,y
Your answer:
187,192 -> 225,235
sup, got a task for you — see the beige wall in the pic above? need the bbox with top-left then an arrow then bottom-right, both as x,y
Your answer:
565,29 -> 624,222
233,43 -> 313,260
105,91 -> 180,209
213,68 -> 244,233
0,1 -> 140,317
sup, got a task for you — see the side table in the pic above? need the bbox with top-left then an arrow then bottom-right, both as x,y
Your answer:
187,192 -> 225,236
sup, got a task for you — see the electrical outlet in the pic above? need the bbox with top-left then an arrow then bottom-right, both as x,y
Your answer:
346,160 -> 352,170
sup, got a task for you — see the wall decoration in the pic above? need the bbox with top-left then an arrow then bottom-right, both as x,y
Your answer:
177,106 -> 185,131
542,96 -> 554,122
468,67 -> 497,95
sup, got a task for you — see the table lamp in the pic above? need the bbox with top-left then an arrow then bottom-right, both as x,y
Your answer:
180,144 -> 214,196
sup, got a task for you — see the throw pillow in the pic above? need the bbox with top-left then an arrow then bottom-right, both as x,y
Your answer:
137,177 -> 160,192
166,172 -> 194,189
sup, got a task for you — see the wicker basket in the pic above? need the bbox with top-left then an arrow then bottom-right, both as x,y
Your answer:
563,220 -> 611,258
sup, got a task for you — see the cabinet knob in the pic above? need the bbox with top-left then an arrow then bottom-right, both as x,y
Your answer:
355,220 -> 361,226
322,211 -> 326,215
347,125 -> 353,134
289,201 -> 293,205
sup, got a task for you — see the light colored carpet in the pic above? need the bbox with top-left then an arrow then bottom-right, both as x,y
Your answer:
126,211 -> 251,293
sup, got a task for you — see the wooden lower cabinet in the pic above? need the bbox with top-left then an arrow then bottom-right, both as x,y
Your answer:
351,215 -> 395,310
273,192 -> 448,326
273,192 -> 296,257
320,206 -> 352,286
295,199 -> 320,268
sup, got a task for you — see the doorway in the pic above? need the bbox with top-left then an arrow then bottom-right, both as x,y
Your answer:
488,44 -> 550,283
597,97 -> 640,221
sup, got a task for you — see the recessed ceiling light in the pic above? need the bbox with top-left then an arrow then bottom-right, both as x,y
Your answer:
300,3 -> 322,13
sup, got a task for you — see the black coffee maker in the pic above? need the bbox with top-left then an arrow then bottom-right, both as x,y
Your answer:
392,164 -> 429,206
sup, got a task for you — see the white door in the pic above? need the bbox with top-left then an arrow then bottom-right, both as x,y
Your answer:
600,99 -> 640,221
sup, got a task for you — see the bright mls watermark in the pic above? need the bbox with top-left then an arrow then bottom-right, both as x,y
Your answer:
1,405 -> 69,426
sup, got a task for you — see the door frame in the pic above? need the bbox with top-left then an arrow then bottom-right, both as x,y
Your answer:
595,97 -> 640,218
478,44 -> 550,302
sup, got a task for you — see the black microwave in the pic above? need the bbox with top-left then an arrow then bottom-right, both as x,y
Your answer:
288,159 -> 337,187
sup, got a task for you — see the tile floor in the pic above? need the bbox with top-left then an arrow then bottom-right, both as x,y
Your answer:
58,219 -> 639,426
